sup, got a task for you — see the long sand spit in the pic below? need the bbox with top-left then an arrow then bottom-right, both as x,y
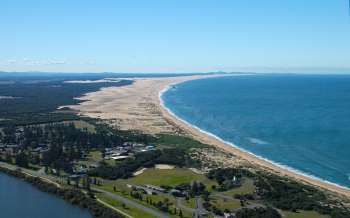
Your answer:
68,74 -> 350,198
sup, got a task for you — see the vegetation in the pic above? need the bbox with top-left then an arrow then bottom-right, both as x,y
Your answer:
0,79 -> 132,126
284,210 -> 331,218
0,166 -> 123,218
122,168 -> 206,186
210,196 -> 241,210
96,193 -> 155,218
155,134 -> 209,151
223,178 -> 255,196
207,167 -> 254,191
0,75 -> 349,218
0,122 -> 154,174
235,207 -> 281,218
90,148 -> 193,180
254,172 -> 350,218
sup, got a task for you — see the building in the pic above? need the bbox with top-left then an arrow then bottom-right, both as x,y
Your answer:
145,184 -> 166,193
110,155 -> 129,161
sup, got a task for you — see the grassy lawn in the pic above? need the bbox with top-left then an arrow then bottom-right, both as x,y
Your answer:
95,187 -> 191,218
182,197 -> 196,209
76,149 -> 105,166
146,194 -> 193,218
96,193 -> 154,218
211,196 -> 241,210
222,178 -> 255,196
283,210 -> 330,218
88,150 -> 102,162
155,134 -> 209,151
77,149 -> 115,166
95,168 -> 214,218
63,120 -> 96,133
126,168 -> 207,186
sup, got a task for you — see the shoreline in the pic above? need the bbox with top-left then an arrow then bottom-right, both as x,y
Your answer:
0,163 -> 120,218
69,74 -> 350,198
157,76 -> 350,198
158,79 -> 350,195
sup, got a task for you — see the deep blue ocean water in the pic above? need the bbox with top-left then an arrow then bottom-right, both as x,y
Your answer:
162,74 -> 350,188
0,172 -> 92,218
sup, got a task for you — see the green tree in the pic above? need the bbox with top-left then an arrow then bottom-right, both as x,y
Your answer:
16,152 -> 29,168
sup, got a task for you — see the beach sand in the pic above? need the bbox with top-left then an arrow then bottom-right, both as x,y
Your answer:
68,74 -> 350,198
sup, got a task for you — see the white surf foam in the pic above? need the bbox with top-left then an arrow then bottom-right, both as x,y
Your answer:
247,137 -> 270,145
159,76 -> 350,191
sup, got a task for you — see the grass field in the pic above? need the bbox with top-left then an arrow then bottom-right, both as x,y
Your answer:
68,120 -> 96,133
182,198 -> 196,209
96,193 -> 155,218
125,168 -> 209,186
223,178 -> 255,196
96,168 -> 215,218
100,168 -> 214,193
283,210 -> 331,218
155,134 -> 208,151
211,196 -> 241,210
95,186 -> 192,218
76,149 -> 108,167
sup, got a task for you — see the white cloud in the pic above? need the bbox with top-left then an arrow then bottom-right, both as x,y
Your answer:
1,58 -> 67,66
47,60 -> 67,65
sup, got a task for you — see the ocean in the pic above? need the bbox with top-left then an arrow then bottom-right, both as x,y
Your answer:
161,74 -> 350,188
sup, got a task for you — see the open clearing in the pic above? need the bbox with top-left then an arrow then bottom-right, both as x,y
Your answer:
283,210 -> 330,218
222,178 -> 255,195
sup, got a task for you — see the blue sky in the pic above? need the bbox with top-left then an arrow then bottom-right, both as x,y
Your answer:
1,0 -> 349,73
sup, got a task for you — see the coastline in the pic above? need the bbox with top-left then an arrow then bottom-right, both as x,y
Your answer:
69,74 -> 350,198
159,80 -> 350,194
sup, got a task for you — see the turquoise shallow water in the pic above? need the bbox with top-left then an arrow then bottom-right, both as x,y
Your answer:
162,74 -> 350,188
0,172 -> 92,218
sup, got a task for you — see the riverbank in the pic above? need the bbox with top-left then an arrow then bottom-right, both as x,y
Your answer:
0,162 -> 123,218
68,74 -> 350,198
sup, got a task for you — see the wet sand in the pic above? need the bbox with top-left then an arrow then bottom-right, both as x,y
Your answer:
68,74 -> 350,198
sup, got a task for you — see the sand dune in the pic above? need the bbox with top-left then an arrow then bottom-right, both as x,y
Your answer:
68,74 -> 350,198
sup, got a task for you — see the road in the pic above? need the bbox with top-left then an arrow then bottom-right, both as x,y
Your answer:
93,187 -> 171,218
175,197 -> 208,218
0,161 -> 172,218
0,162 -> 61,186
175,197 -> 196,214
194,197 -> 207,218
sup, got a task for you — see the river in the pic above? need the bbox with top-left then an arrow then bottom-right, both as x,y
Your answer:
0,172 -> 92,218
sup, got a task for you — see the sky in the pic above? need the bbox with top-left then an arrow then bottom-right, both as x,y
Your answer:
1,0 -> 349,73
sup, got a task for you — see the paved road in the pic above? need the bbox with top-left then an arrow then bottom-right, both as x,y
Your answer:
0,161 -> 173,218
93,187 -> 171,218
193,197 -> 208,218
213,192 -> 266,213
175,197 -> 208,218
0,161 -> 61,187
175,197 -> 196,214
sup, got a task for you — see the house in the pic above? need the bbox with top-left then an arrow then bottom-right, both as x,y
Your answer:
6,144 -> 20,149
123,142 -> 145,149
145,145 -> 156,150
170,189 -> 186,197
105,147 -> 129,156
224,212 -> 236,218
127,184 -> 160,195
232,175 -> 241,186
73,165 -> 88,174
32,146 -> 49,153
0,144 -> 6,152
145,184 -> 166,193
110,155 -> 129,161
3,144 -> 20,155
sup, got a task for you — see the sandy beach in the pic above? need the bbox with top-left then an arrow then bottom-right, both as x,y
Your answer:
69,74 -> 350,198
